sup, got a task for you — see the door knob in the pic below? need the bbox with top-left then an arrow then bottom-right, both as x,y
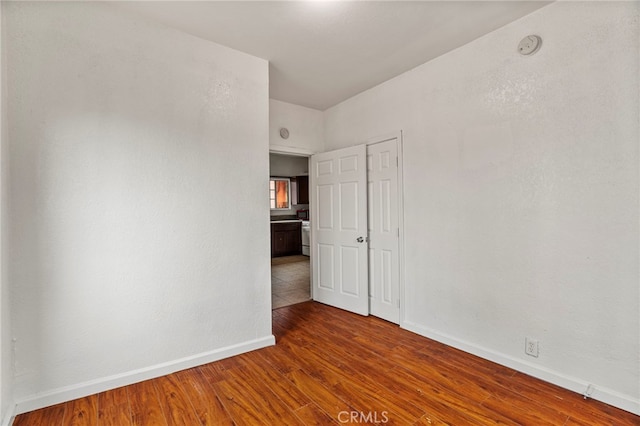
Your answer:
356,237 -> 364,243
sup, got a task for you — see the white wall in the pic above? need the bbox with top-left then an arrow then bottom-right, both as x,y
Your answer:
0,3 -> 13,424
325,2 -> 639,414
6,1 -> 272,412
270,99 -> 324,155
270,153 -> 309,177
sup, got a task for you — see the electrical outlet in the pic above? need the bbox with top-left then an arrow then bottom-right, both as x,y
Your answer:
525,337 -> 539,357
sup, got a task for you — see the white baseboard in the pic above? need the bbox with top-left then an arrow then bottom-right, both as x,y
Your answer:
13,335 -> 275,416
1,404 -> 15,426
401,320 -> 640,416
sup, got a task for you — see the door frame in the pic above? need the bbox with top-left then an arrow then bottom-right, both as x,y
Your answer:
269,130 -> 405,325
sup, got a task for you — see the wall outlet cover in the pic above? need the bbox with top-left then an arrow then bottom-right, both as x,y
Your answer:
525,337 -> 539,357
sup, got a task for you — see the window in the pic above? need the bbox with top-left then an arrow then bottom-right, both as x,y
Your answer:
270,178 -> 291,210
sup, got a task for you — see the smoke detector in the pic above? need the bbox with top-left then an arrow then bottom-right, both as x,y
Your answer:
518,35 -> 542,56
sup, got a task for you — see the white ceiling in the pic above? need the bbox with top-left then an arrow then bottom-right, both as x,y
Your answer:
116,1 -> 551,111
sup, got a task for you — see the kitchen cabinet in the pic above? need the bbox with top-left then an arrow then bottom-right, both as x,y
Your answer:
296,176 -> 309,205
271,221 -> 302,257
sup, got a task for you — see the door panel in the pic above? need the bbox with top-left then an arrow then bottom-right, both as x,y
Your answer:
340,247 -> 360,295
367,139 -> 400,323
317,185 -> 334,229
318,244 -> 335,290
339,182 -> 359,230
311,145 -> 368,316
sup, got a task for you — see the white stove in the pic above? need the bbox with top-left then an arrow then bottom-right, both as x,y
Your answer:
301,220 -> 310,256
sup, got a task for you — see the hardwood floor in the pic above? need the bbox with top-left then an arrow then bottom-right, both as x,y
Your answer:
13,301 -> 639,425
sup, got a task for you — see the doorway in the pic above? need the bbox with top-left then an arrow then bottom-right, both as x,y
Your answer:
269,152 -> 312,309
269,134 -> 404,322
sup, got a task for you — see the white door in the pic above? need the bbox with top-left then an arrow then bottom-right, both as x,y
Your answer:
367,139 -> 400,323
311,145 -> 369,316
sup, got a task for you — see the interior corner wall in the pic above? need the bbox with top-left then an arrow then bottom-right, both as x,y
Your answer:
0,2 -> 14,424
6,1 -> 272,412
269,99 -> 325,154
324,2 -> 639,414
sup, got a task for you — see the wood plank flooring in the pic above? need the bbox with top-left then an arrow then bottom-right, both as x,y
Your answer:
13,301 -> 639,425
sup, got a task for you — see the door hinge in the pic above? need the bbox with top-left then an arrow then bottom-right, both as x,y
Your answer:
396,156 -> 399,167
397,299 -> 400,308
397,228 -> 400,238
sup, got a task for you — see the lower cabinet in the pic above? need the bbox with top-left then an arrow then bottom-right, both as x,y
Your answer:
271,222 -> 302,257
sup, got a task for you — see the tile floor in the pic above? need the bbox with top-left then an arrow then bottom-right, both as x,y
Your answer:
271,255 -> 311,309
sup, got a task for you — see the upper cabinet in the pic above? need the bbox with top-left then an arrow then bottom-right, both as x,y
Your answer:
297,175 -> 309,205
